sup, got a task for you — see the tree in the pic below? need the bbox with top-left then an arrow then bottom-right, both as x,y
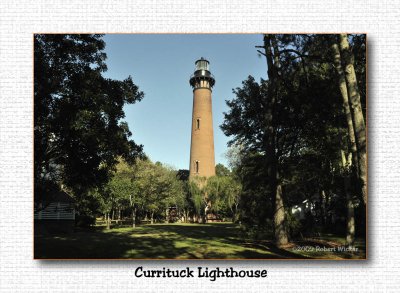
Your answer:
110,159 -> 138,227
218,176 -> 242,222
222,34 -> 366,246
188,176 -> 208,223
34,34 -> 143,206
128,159 -> 183,224
180,181 -> 193,223
207,163 -> 242,222
163,167 -> 185,223
264,34 -> 289,246
94,188 -> 113,229
205,176 -> 223,215
215,163 -> 231,177
176,170 -> 192,223
225,143 -> 246,178
331,40 -> 358,245
236,153 -> 272,228
338,34 -> 367,205
222,34 -> 289,246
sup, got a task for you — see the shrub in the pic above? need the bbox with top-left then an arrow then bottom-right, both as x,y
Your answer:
75,214 -> 96,227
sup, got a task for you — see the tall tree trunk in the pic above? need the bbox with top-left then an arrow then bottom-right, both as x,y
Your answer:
106,212 -> 110,230
333,40 -> 358,246
132,207 -> 136,228
274,182 -> 288,246
203,203 -> 209,224
320,190 -> 327,225
234,203 -> 239,223
264,34 -> 289,247
339,34 -> 367,205
346,185 -> 355,247
150,211 -> 154,224
332,42 -> 359,175
183,209 -> 187,223
341,150 -> 355,246
230,205 -> 237,223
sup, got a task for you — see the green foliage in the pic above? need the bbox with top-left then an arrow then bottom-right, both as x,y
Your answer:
221,34 -> 366,239
188,178 -> 205,216
286,211 -> 303,239
34,34 -> 144,204
236,153 -> 273,227
93,158 -> 189,225
204,175 -> 242,220
205,176 -> 222,211
215,163 -> 231,177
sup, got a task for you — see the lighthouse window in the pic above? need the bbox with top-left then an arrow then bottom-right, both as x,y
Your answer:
196,59 -> 209,71
195,161 -> 199,173
196,118 -> 200,130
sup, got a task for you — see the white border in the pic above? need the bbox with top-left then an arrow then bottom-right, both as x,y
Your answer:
1,0 -> 399,292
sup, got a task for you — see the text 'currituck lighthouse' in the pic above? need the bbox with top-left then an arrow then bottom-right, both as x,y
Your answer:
189,58 -> 216,179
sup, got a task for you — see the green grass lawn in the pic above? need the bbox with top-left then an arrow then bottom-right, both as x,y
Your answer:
34,223 -> 366,259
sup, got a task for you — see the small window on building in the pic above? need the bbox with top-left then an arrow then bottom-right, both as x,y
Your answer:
196,118 -> 200,130
195,161 -> 199,173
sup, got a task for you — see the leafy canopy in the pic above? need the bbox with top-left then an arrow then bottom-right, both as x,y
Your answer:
34,34 -> 144,200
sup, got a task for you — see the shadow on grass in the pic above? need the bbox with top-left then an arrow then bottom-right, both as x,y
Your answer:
35,228 -> 188,259
34,223 -> 329,259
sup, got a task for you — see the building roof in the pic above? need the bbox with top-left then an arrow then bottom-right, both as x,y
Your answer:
45,190 -> 74,203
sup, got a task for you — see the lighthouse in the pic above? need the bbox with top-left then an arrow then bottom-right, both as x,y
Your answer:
189,57 -> 216,179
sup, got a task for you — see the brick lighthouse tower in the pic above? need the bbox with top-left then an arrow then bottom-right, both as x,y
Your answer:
189,57 -> 216,179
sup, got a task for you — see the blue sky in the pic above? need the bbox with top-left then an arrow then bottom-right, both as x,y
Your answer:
102,34 -> 266,170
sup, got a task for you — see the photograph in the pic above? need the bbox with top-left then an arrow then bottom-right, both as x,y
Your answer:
33,33 -> 367,260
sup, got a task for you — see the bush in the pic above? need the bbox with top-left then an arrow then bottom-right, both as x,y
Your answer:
286,212 -> 303,239
75,214 -> 96,228
240,220 -> 274,240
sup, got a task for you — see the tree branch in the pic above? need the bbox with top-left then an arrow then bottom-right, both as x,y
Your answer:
279,49 -> 329,62
257,50 -> 267,57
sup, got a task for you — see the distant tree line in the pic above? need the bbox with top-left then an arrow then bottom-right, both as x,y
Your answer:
90,159 -> 241,229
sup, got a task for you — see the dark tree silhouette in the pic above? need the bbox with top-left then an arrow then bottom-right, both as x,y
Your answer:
34,34 -> 144,203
